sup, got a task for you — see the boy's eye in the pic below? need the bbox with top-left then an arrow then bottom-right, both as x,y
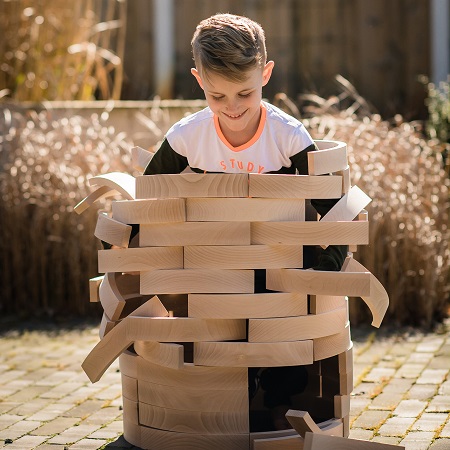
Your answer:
239,92 -> 252,98
211,95 -> 224,101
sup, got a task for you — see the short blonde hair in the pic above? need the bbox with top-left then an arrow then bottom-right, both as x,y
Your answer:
191,13 -> 267,82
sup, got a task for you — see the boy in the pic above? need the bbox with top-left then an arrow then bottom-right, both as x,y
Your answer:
144,13 -> 347,429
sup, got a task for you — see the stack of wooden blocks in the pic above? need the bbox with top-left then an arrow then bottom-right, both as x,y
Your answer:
77,141 -> 393,450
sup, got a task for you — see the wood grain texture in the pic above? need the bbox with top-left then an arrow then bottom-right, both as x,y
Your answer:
121,373 -> 138,401
74,185 -> 118,214
112,198 -> 186,224
310,295 -> 347,314
334,395 -> 351,418
336,165 -> 351,194
308,140 -> 348,175
303,432 -> 404,450
98,246 -> 183,273
184,245 -> 303,269
248,307 -> 348,342
338,344 -> 354,374
98,312 -> 117,338
140,269 -> 254,294
99,272 -> 126,321
194,340 -> 313,367
94,212 -> 132,248
285,411 -> 343,438
89,172 -> 136,199
248,174 -> 342,199
131,146 -> 153,172
186,198 -> 305,222
89,275 -> 104,303
136,173 -> 249,199
266,269 -> 371,296
313,322 -> 352,361
140,221 -> 251,246
251,221 -> 369,245
188,292 -> 307,319
134,340 -> 184,369
253,434 -> 304,450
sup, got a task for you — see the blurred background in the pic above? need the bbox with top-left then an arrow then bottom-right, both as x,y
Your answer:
0,0 -> 448,328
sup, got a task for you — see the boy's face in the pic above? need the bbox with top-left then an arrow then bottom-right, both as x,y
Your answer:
191,62 -> 274,142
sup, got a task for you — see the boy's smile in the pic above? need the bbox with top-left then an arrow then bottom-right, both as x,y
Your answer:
191,62 -> 274,148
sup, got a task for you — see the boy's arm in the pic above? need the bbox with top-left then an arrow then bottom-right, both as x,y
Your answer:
290,144 -> 348,271
144,138 -> 189,175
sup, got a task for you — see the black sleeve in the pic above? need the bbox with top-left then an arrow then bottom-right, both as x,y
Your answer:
144,138 -> 189,175
290,143 -> 348,271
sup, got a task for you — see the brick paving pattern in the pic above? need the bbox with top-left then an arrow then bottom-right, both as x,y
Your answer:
0,318 -> 449,449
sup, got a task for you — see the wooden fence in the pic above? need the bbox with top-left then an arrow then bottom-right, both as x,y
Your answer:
123,0 -> 430,118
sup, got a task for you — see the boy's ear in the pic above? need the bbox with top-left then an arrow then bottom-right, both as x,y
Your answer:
262,61 -> 275,87
191,68 -> 204,90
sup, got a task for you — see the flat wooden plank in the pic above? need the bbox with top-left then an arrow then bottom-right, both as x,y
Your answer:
336,166 -> 351,194
248,174 -> 342,199
251,221 -> 369,245
131,146 -> 153,172
74,185 -> 117,214
188,292 -> 307,319
89,172 -> 136,199
266,269 -> 371,296
98,246 -> 183,273
184,245 -> 303,269
310,295 -> 347,314
140,269 -> 254,294
313,323 -> 352,361
194,340 -> 313,367
112,198 -> 186,224
253,434 -> 304,449
127,316 -> 246,342
136,173 -> 249,199
320,185 -> 371,222
89,275 -> 104,303
308,140 -> 348,175
140,221 -> 251,246
138,380 -> 247,412
303,432 -> 405,450
134,340 -> 184,369
248,307 -> 348,343
186,198 -> 305,222
138,402 -> 249,434
94,212 -> 132,248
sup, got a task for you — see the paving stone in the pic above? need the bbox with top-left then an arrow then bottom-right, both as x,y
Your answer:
407,384 -> 438,401
351,410 -> 391,430
7,398 -> 50,416
5,385 -> 52,402
427,355 -> 450,370
406,352 -> 435,364
0,415 -> 22,431
371,435 -> 401,445
411,413 -> 449,432
103,434 -> 133,448
0,420 -> 41,440
348,428 -> 374,440
46,424 -> 100,445
416,339 -> 445,353
383,378 -> 415,395
26,403 -> 74,422
0,434 -> 49,449
369,392 -> 404,411
416,369 -> 449,385
363,367 -> 396,383
69,438 -> 108,449
399,431 -> 436,450
82,407 -> 122,426
63,400 -> 105,419
439,419 -> 450,438
395,363 -> 427,379
32,417 -> 80,436
426,395 -> 450,413
377,416 -> 416,437
39,382 -> 86,400
393,399 -> 428,418
429,439 -> 450,449
439,380 -> 450,395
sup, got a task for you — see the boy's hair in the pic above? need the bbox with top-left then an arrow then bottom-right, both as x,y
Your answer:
191,13 -> 267,82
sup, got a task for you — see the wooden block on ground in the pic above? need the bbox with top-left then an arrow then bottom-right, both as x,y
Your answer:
136,173 -> 249,198
74,185 -> 118,214
194,340 -> 313,367
188,292 -> 307,319
89,275 -> 104,302
303,432 -> 404,450
334,395 -> 350,418
251,221 -> 369,246
320,185 -> 371,222
313,323 -> 351,361
121,373 -> 138,401
141,221 -> 251,246
138,380 -> 247,412
131,146 -> 153,172
98,246 -> 183,273
134,340 -> 184,369
266,269 -> 371,297
309,140 -> 348,175
112,198 -> 186,224
94,212 -> 132,248
186,198 -> 305,222
248,307 -> 347,342
184,245 -> 303,269
89,172 -> 136,199
141,269 -> 254,294
310,295 -> 347,314
248,174 -> 342,199
138,402 -> 249,434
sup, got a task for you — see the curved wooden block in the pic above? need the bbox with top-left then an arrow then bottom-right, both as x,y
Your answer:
194,340 -> 313,367
313,322 -> 351,361
94,212 -> 132,248
341,256 -> 389,328
89,172 -> 136,199
285,410 -> 343,438
131,146 -> 153,172
304,432 -> 405,450
99,272 -> 127,321
309,140 -> 348,175
74,185 -> 118,214
134,340 -> 184,369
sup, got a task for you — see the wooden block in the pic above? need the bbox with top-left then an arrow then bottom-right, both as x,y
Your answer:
98,246 -> 183,273
186,198 -> 305,222
194,340 -> 313,367
141,269 -> 254,294
98,312 -> 117,338
112,198 -> 186,224
266,269 -> 371,297
131,146 -> 153,172
335,165 -> 351,194
138,402 -> 249,434
89,171 -> 136,199
334,395 -> 350,418
310,295 -> 346,314
285,411 -> 343,438
136,173 -> 249,199
141,221 -> 251,246
184,245 -> 303,269
248,174 -> 342,199
74,185 -> 117,214
303,432 -> 405,450
253,434 -> 304,449
320,185 -> 371,222
115,273 -> 140,296
134,340 -> 184,369
119,350 -> 138,379
248,307 -> 348,342
127,316 -> 246,342
250,429 -> 297,444
188,292 -> 308,319
342,415 -> 350,438
251,221 -> 369,246
342,256 -> 389,328
122,396 -> 139,425
308,140 -> 348,175
338,344 -> 354,374
94,212 -> 132,248
325,370 -> 353,396
138,380 -> 248,412
99,272 -> 126,320
89,275 -> 104,302
121,373 -> 138,401
313,323 -> 351,361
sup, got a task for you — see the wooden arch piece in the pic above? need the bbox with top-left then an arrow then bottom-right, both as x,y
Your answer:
89,172 -> 136,199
